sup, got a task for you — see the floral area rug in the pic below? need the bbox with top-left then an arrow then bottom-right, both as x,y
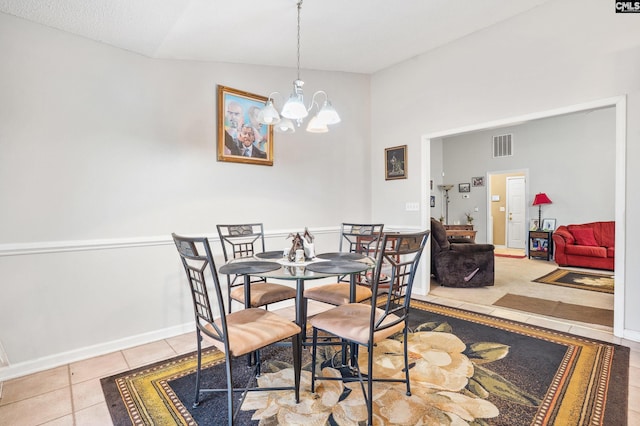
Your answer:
533,268 -> 614,293
101,300 -> 629,425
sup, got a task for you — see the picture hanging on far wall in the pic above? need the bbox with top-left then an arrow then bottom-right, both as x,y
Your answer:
459,183 -> 471,193
217,85 -> 274,166
430,196 -> 436,208
385,145 -> 407,180
472,176 -> 485,187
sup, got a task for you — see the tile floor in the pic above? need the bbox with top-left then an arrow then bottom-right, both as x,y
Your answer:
1,257 -> 638,425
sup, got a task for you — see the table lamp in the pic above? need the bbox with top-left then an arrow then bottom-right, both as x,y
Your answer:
532,193 -> 552,231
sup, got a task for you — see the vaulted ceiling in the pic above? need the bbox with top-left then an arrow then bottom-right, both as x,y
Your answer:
0,0 -> 551,74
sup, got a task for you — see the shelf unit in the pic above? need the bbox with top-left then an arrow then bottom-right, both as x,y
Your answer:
529,230 -> 553,261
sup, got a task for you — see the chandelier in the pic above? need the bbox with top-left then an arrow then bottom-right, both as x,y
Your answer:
257,0 -> 341,134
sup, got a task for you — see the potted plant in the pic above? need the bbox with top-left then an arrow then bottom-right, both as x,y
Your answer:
465,212 -> 474,225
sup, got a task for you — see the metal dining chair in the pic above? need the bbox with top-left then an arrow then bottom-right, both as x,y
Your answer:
304,223 -> 384,306
172,233 -> 301,426
217,223 -> 296,313
309,230 -> 430,426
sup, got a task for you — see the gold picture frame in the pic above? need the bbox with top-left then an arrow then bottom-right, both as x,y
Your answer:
385,145 -> 407,180
217,85 -> 274,166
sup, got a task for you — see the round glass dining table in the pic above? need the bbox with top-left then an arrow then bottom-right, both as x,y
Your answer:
219,251 -> 375,341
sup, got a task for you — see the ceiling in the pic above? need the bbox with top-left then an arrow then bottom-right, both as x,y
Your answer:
0,0 -> 551,74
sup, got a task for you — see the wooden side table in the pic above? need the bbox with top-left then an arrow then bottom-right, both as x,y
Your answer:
529,230 -> 553,260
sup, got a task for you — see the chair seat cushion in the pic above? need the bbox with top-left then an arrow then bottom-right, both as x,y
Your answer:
304,283 -> 372,305
205,308 -> 301,357
309,303 -> 404,345
230,283 -> 296,307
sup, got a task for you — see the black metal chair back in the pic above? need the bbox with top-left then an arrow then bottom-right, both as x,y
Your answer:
369,231 -> 431,335
172,234 -> 230,353
217,223 -> 267,312
339,223 -> 384,255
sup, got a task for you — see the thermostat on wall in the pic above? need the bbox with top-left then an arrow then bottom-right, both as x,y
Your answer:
491,195 -> 500,201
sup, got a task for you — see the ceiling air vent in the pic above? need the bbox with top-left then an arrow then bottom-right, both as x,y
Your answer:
493,133 -> 513,158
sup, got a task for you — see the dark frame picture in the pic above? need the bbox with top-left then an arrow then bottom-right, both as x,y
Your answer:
459,183 -> 471,193
385,145 -> 407,180
472,176 -> 485,187
217,85 -> 274,166
430,195 -> 436,208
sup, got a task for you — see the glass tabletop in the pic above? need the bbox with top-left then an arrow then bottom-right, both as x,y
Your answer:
222,254 -> 375,281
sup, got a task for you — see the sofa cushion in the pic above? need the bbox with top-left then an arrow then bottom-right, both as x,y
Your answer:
570,228 -> 598,246
596,221 -> 615,247
565,244 -> 607,258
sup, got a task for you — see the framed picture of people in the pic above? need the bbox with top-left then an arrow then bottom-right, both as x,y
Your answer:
217,85 -> 274,166
385,145 -> 407,180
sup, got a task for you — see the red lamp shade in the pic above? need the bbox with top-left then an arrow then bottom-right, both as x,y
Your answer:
532,193 -> 552,206
532,193 -> 552,231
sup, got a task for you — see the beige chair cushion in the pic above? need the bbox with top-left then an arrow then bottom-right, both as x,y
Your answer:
304,283 -> 372,305
309,303 -> 404,346
230,283 -> 297,307
204,308 -> 301,357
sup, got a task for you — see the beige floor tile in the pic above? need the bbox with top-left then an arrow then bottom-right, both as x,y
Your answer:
122,339 -> 178,369
525,316 -> 573,332
74,402 -> 113,425
488,308 -> 532,323
70,351 -> 128,384
72,378 -> 105,411
41,414 -> 75,426
630,349 -> 640,368
165,331 -> 199,355
628,409 -> 640,425
567,326 -> 617,343
623,339 -> 640,352
0,365 -> 69,405
629,365 -> 640,386
0,387 -> 71,426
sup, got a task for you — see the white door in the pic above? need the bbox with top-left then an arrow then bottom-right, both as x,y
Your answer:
506,176 -> 526,248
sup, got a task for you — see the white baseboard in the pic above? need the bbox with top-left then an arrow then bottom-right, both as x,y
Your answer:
0,322 -> 194,381
623,328 -> 640,344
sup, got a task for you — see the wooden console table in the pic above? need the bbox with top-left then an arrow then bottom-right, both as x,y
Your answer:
444,225 -> 476,242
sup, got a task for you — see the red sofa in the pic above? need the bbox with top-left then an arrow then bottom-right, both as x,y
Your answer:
552,221 -> 614,271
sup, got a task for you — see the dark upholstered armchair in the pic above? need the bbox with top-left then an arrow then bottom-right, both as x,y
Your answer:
430,218 -> 495,287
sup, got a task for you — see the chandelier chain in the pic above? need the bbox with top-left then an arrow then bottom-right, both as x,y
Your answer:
296,0 -> 302,81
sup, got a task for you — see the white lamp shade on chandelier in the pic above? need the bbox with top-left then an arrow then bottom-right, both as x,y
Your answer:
257,0 -> 340,133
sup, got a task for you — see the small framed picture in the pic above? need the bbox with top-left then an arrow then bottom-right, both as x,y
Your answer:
542,218 -> 557,231
472,176 -> 485,187
459,183 -> 471,193
530,219 -> 540,231
385,145 -> 407,180
430,196 -> 435,208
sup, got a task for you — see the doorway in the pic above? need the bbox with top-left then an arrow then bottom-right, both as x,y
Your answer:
421,96 -> 626,337
486,172 -> 526,249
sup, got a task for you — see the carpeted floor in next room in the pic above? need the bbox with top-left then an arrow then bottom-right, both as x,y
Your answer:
429,254 -> 614,333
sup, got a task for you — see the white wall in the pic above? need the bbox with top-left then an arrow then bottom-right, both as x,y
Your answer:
0,13 -> 371,376
440,107 -> 616,243
371,0 -> 640,338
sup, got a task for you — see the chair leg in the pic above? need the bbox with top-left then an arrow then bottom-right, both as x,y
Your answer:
367,344 -> 374,426
193,331 -> 203,408
403,327 -> 411,396
311,328 -> 318,393
224,352 -> 234,426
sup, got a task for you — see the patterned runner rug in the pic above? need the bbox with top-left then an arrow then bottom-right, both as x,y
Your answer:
533,268 -> 614,293
101,299 -> 628,425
